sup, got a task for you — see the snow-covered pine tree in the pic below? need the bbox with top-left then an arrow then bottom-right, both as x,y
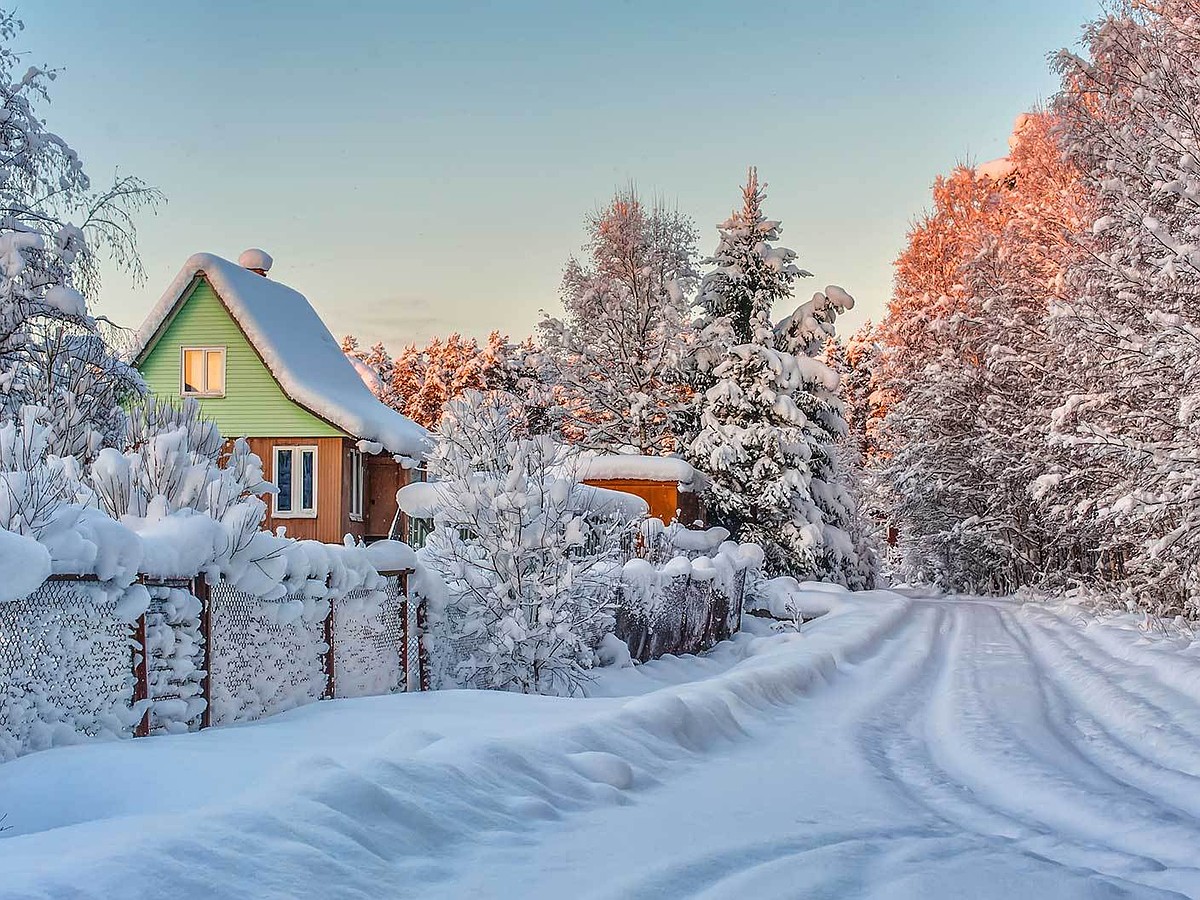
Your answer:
539,187 -> 700,454
420,390 -> 630,694
688,169 -> 870,585
697,168 -> 811,344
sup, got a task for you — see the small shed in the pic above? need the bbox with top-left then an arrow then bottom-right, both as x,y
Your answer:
578,454 -> 706,526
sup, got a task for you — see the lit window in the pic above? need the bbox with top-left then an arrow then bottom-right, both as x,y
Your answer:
181,347 -> 225,397
273,446 -> 318,517
348,449 -> 364,521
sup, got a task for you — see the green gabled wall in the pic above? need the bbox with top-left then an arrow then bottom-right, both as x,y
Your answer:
137,277 -> 345,439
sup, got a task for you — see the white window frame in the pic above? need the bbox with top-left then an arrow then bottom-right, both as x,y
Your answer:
272,445 -> 318,519
179,346 -> 227,398
348,449 -> 364,522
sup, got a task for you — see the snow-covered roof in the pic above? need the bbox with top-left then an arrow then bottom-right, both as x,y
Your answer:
396,479 -> 650,520
577,453 -> 699,487
133,253 -> 431,459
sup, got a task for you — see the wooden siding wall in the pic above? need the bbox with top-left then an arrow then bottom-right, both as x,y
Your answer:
138,277 -> 343,439
247,437 -> 350,544
243,438 -> 407,544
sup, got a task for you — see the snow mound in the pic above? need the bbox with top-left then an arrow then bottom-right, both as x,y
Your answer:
0,529 -> 50,602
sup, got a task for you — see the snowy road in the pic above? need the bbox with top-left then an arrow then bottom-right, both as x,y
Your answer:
4,589 -> 1200,898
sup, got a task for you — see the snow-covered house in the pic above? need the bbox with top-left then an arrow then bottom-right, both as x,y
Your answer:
578,454 -> 705,526
132,250 -> 430,544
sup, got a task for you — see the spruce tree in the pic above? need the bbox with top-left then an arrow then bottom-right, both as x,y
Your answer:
688,170 -> 868,584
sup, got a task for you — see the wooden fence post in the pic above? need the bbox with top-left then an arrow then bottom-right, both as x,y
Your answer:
324,591 -> 337,700
195,577 -> 213,730
416,597 -> 431,691
131,612 -> 151,737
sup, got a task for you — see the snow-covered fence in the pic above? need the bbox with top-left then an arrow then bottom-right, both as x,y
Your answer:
614,531 -> 760,664
615,567 -> 748,663
0,566 -> 428,762
206,573 -> 418,725
0,576 -> 143,759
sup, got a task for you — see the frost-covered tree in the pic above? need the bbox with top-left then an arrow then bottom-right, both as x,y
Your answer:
698,168 -> 811,344
539,187 -> 700,454
872,109 -> 1093,594
421,390 -> 630,694
687,171 -> 870,584
0,9 -> 159,462
359,331 -> 517,429
342,335 -> 397,406
1047,0 -> 1200,615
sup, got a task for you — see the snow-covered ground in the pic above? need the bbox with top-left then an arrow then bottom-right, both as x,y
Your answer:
3,586 -> 1200,898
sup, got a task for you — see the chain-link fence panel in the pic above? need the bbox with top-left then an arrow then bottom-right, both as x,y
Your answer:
0,580 -> 135,761
332,582 -> 403,698
207,583 -> 327,726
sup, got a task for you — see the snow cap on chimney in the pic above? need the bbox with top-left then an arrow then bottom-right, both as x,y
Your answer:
238,248 -> 273,276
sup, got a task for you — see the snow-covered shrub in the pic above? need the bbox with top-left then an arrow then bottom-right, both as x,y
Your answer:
417,390 -> 633,695
84,396 -> 291,591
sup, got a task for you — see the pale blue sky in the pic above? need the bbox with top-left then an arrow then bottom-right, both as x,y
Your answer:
25,0 -> 1098,346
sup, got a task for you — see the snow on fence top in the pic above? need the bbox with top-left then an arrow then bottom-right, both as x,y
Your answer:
576,453 -> 701,489
133,252 -> 431,460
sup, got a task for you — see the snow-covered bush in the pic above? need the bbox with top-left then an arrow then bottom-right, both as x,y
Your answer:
85,396 -> 284,587
417,390 -> 633,695
615,534 -> 762,661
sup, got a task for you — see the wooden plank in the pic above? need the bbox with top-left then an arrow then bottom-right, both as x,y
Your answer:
132,613 -> 151,737
195,577 -> 213,730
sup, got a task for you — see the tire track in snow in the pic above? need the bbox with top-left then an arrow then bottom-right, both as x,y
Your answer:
858,598 -> 1200,897
1018,607 -> 1200,769
1007,610 -> 1200,820
603,601 -> 1181,900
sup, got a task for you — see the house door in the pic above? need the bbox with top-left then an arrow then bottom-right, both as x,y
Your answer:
365,456 -> 404,539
